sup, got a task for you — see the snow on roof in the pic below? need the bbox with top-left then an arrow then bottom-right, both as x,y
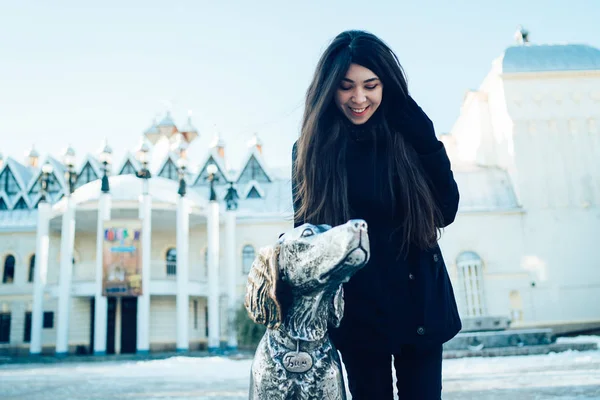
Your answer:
454,165 -> 520,212
57,175 -> 207,210
4,157 -> 32,192
502,44 -> 600,74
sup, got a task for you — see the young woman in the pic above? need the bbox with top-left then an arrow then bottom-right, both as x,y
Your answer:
292,30 -> 461,399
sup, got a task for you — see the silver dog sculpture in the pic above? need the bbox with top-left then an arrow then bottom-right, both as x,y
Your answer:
245,219 -> 370,400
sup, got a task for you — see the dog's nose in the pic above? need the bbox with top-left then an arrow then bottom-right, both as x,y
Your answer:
350,219 -> 368,232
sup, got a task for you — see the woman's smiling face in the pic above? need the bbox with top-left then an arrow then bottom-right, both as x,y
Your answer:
335,63 -> 383,125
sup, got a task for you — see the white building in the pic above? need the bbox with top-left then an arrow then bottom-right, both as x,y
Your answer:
0,29 -> 599,355
439,29 -> 600,331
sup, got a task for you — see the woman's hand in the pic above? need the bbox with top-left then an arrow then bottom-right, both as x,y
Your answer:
392,96 -> 440,154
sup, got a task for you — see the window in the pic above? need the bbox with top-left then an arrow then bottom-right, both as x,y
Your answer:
0,313 -> 10,343
166,248 -> 177,276
158,160 -> 178,181
193,300 -> 198,330
0,198 -> 7,210
23,312 -> 32,342
246,187 -> 261,199
2,254 -> 15,283
242,245 -> 255,274
0,168 -> 20,195
75,162 -> 98,188
13,197 -> 28,210
119,161 -> 137,176
28,255 -> 35,283
456,251 -> 486,317
237,156 -> 270,184
43,311 -> 54,329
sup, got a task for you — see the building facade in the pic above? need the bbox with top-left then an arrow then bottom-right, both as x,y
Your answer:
1,31 -> 599,355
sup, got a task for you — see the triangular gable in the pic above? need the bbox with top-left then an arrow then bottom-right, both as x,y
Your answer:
241,180 -> 265,199
0,197 -> 7,210
26,157 -> 67,204
0,163 -> 23,198
193,151 -> 229,186
117,153 -> 141,176
4,158 -> 32,194
157,155 -> 179,181
75,156 -> 101,189
234,148 -> 272,184
246,186 -> 261,199
12,196 -> 29,210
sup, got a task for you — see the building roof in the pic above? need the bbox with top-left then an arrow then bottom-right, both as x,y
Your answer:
158,112 -> 176,127
59,174 -> 207,210
502,44 -> 600,74
454,165 -> 520,212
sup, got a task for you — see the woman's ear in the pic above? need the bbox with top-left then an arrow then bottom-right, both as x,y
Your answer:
244,246 -> 282,329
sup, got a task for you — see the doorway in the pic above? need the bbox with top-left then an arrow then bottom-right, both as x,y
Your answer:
120,297 -> 137,354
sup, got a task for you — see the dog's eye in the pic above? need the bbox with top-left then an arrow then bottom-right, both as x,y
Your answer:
301,228 -> 314,238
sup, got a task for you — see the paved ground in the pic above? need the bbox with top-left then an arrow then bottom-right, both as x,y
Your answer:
1,345 -> 600,399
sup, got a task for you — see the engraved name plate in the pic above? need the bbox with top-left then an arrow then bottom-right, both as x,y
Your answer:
282,351 -> 313,373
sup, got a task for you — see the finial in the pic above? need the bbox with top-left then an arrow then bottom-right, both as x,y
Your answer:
515,25 -> 529,45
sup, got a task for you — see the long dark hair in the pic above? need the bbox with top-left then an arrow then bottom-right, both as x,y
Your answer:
294,30 -> 443,251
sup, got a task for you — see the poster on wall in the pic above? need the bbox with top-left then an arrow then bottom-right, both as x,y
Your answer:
102,220 -> 143,297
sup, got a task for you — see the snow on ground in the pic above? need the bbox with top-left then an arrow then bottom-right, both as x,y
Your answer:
1,336 -> 599,399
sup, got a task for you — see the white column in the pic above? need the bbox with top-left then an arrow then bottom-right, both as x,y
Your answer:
55,198 -> 76,355
137,191 -> 151,353
94,193 -> 111,355
30,201 -> 52,355
207,201 -> 220,352
225,210 -> 237,351
176,196 -> 190,352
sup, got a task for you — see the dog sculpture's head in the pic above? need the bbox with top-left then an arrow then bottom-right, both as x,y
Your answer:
244,219 -> 370,330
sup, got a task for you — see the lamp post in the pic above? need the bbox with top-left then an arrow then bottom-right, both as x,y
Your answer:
206,163 -> 219,201
135,138 -> 151,354
177,142 -> 188,197
40,162 -> 53,202
94,140 -> 112,355
135,140 -> 151,193
30,162 -> 53,354
99,140 -> 112,193
62,145 -> 76,194
56,146 -> 77,355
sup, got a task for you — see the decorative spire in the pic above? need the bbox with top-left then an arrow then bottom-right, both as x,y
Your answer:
180,110 -> 199,143
515,25 -> 530,45
247,132 -> 263,154
25,145 -> 40,168
144,118 -> 161,145
210,129 -> 226,159
157,111 -> 177,138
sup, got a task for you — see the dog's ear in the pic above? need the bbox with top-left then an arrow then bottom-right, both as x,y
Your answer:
244,246 -> 282,329
327,285 -> 345,328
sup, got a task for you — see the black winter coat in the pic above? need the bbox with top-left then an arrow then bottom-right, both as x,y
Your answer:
291,135 -> 462,354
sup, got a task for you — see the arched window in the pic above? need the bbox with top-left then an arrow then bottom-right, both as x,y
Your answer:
166,248 -> 176,276
28,255 -> 35,283
456,251 -> 486,317
2,255 -> 15,284
242,245 -> 255,274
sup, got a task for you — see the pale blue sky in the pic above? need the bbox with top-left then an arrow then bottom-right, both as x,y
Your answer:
1,1 -> 599,172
